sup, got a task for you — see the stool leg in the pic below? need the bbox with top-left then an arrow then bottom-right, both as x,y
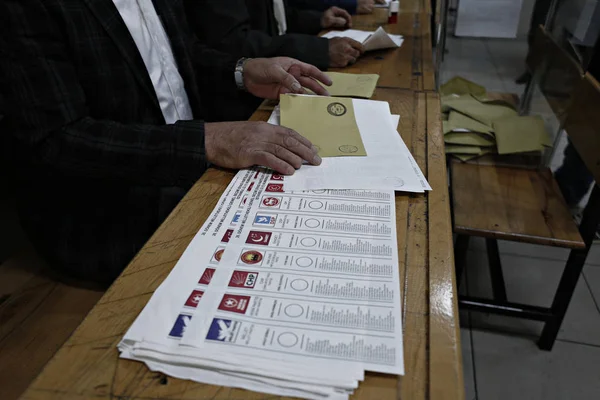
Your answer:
539,185 -> 600,350
454,235 -> 470,288
486,238 -> 507,302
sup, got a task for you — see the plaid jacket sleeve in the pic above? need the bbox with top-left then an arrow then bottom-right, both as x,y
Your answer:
0,0 -> 211,188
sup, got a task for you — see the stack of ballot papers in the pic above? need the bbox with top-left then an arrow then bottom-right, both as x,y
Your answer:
322,27 -> 403,51
120,167 -> 405,399
270,94 -> 431,192
441,77 -> 552,162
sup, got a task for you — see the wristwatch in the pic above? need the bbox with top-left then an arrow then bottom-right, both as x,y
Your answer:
234,58 -> 251,91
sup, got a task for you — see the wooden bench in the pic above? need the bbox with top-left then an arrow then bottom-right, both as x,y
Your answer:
451,74 -> 600,351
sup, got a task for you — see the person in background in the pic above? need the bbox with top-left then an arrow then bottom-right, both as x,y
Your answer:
290,0 -> 388,15
185,0 -> 365,71
0,0 -> 330,285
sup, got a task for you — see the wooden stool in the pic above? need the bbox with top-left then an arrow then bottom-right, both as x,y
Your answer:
451,74 -> 600,351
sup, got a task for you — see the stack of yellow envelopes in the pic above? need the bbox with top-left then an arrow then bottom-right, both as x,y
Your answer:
441,77 -> 552,162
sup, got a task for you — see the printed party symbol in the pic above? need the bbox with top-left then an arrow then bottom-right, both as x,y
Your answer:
199,268 -> 215,285
240,250 -> 263,265
266,183 -> 284,193
246,231 -> 272,246
218,294 -> 251,314
271,174 -> 284,181
206,318 -> 234,342
254,214 -> 276,226
214,248 -> 225,262
231,211 -> 242,224
229,270 -> 258,288
262,196 -> 280,207
169,314 -> 192,338
247,182 -> 254,191
184,290 -> 204,308
221,229 -> 233,243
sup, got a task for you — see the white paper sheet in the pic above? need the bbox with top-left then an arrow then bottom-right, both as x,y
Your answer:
322,27 -> 403,51
269,97 -> 431,192
119,168 -> 405,399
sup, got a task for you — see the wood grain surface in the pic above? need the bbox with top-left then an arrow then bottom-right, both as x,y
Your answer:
452,163 -> 584,249
21,7 -> 463,400
328,11 -> 435,91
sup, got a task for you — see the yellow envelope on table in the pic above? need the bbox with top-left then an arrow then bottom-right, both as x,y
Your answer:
448,111 -> 494,137
440,76 -> 486,97
493,115 -> 551,155
443,95 -> 518,126
444,132 -> 496,147
318,72 -> 379,98
280,94 -> 367,157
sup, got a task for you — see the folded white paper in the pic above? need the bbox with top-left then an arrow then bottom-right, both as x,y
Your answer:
322,27 -> 403,51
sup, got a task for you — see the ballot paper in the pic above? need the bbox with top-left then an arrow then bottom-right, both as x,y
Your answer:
375,0 -> 392,7
119,168 -> 404,399
269,97 -> 431,193
322,27 -> 403,51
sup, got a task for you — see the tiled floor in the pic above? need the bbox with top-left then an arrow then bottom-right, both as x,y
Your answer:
441,35 -> 600,400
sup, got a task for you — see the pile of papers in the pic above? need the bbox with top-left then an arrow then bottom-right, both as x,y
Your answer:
120,168 -> 405,399
322,27 -> 403,51
270,94 -> 431,192
441,76 -> 551,162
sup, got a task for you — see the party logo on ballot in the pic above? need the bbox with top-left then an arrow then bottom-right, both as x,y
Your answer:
206,318 -> 235,342
218,294 -> 251,314
246,231 -> 272,246
184,290 -> 204,308
229,270 -> 258,288
169,314 -> 192,338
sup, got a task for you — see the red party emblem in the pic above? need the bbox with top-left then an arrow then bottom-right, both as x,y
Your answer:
261,196 -> 280,207
229,270 -> 258,288
246,231 -> 272,246
199,268 -> 215,285
247,182 -> 254,191
218,294 -> 251,314
240,250 -> 264,264
266,183 -> 284,193
214,248 -> 224,262
221,229 -> 233,243
271,174 -> 284,181
184,290 -> 204,308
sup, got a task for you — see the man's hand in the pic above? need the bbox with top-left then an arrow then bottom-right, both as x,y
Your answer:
243,57 -> 332,99
328,37 -> 365,68
205,121 -> 322,175
321,6 -> 352,29
357,0 -> 375,14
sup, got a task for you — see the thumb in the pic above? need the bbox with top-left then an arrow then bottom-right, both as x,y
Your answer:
271,65 -> 304,94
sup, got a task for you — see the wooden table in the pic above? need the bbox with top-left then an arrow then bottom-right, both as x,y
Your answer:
21,9 -> 464,400
329,10 -> 435,91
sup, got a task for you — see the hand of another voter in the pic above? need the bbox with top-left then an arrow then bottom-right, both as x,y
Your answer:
243,57 -> 332,99
357,0 -> 375,14
328,37 -> 365,67
321,6 -> 352,29
205,121 -> 322,175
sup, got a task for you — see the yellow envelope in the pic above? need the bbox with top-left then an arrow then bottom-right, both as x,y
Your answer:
444,132 -> 496,147
280,94 -> 367,157
440,76 -> 486,97
309,72 -> 380,98
452,148 -> 495,162
448,111 -> 494,137
445,145 -> 482,154
492,115 -> 551,155
443,95 -> 518,126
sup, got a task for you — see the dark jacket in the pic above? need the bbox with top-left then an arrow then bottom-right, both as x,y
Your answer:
289,0 -> 358,14
186,0 -> 330,69
0,0 -> 241,284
